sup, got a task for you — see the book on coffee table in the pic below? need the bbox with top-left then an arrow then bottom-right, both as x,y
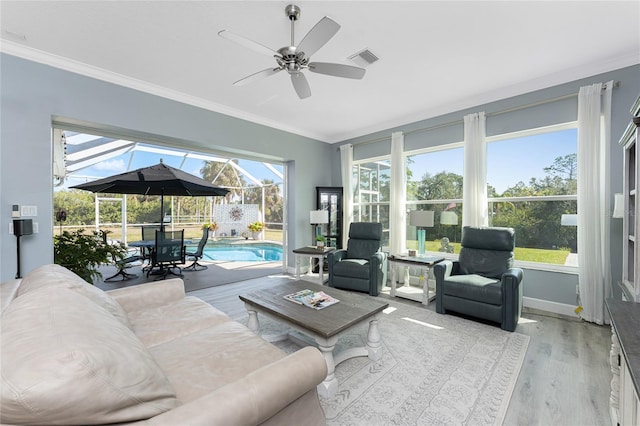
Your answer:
283,289 -> 339,310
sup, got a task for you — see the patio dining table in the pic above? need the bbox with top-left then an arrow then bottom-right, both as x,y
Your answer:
128,240 -> 156,273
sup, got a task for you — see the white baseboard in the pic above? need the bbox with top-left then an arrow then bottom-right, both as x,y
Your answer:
523,296 -> 580,319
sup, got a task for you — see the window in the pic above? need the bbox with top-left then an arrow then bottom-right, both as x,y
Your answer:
405,145 -> 464,253
486,124 -> 578,267
352,158 -> 390,247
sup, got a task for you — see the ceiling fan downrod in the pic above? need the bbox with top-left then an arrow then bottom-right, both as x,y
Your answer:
285,4 -> 300,46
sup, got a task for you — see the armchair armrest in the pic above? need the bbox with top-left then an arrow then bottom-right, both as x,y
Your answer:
502,267 -> 524,285
367,251 -> 388,296
107,278 -> 185,313
501,267 -> 524,332
141,347 -> 327,426
434,261 -> 456,314
328,249 -> 347,264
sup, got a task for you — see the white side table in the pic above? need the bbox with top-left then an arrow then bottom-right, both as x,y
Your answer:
387,254 -> 445,305
292,246 -> 335,285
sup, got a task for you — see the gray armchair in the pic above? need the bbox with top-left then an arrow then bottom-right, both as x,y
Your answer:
327,222 -> 387,296
433,226 -> 523,332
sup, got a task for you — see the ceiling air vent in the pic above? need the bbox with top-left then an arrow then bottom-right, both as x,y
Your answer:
348,48 -> 379,68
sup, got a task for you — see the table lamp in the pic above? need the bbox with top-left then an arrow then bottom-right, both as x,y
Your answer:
440,211 -> 459,244
409,210 -> 434,255
560,214 -> 578,226
310,210 -> 329,245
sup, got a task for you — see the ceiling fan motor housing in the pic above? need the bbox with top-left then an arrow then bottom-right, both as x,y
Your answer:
277,46 -> 307,73
285,4 -> 300,21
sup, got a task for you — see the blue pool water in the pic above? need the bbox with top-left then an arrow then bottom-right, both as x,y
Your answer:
189,242 -> 283,262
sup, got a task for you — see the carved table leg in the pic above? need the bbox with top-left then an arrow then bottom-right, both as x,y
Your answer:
246,307 -> 260,333
366,318 -> 383,361
317,342 -> 339,398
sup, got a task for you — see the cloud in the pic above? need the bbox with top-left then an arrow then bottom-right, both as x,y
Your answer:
93,159 -> 126,172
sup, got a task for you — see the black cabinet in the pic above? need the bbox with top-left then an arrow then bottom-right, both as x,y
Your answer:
316,186 -> 343,249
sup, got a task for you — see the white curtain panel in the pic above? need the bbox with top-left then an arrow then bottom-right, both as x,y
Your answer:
462,112 -> 488,227
577,81 -> 613,325
340,144 -> 354,248
390,132 -> 406,255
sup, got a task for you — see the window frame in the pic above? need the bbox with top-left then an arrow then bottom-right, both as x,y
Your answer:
486,121 -> 578,273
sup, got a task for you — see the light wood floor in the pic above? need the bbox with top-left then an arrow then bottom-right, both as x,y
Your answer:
188,275 -> 612,426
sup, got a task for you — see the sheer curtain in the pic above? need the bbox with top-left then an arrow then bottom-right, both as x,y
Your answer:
462,112 -> 488,227
577,81 -> 613,325
340,144 -> 354,249
390,132 -> 406,255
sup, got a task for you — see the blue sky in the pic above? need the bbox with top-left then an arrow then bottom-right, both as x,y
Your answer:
407,128 -> 577,194
64,129 -> 576,196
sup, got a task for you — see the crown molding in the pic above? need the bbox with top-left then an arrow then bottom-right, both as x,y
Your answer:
328,52 -> 640,143
0,40 -> 330,143
2,40 -> 637,145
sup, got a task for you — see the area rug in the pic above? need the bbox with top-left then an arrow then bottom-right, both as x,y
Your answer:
243,300 -> 529,426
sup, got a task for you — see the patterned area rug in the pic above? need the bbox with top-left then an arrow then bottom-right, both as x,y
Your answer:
246,299 -> 529,426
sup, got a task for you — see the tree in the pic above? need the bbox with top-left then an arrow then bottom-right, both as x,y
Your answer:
243,180 -> 284,224
200,159 -> 245,202
543,154 -> 577,194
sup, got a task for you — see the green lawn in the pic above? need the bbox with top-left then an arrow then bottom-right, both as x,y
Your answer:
58,226 -> 570,265
409,240 -> 571,265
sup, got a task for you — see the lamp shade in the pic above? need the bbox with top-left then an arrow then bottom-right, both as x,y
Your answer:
310,210 -> 329,224
613,193 -> 624,218
440,211 -> 458,225
409,210 -> 434,227
560,214 -> 578,226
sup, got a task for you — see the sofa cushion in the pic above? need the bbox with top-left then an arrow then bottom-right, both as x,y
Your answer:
149,321 -> 286,403
16,264 -> 131,327
1,288 -> 176,425
126,296 -> 232,347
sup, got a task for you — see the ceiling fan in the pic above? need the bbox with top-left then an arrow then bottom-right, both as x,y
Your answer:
218,4 -> 366,99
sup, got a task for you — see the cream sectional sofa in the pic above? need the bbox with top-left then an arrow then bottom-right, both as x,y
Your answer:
0,264 -> 327,425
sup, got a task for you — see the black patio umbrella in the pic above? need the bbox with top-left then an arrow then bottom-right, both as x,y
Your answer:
71,161 -> 229,226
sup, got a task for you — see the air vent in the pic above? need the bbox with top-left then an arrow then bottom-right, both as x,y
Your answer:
348,48 -> 379,68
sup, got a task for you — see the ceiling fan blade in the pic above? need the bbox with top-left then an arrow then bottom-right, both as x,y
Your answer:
308,62 -> 366,79
290,73 -> 311,99
297,16 -> 340,58
218,30 -> 278,57
234,67 -> 282,86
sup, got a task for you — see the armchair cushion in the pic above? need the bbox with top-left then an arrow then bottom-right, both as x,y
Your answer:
457,227 -> 515,278
346,222 -> 383,259
442,274 -> 502,305
332,258 -> 373,280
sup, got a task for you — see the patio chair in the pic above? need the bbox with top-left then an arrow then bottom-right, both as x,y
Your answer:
148,229 -> 185,279
184,228 -> 209,271
103,249 -> 142,281
433,226 -> 524,332
140,224 -> 162,266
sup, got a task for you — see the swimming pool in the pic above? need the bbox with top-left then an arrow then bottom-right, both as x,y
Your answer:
186,241 -> 283,262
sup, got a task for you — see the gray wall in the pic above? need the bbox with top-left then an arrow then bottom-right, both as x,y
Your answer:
332,64 -> 640,306
0,54 -> 333,281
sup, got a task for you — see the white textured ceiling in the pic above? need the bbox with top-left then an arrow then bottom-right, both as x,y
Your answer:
1,1 -> 639,143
